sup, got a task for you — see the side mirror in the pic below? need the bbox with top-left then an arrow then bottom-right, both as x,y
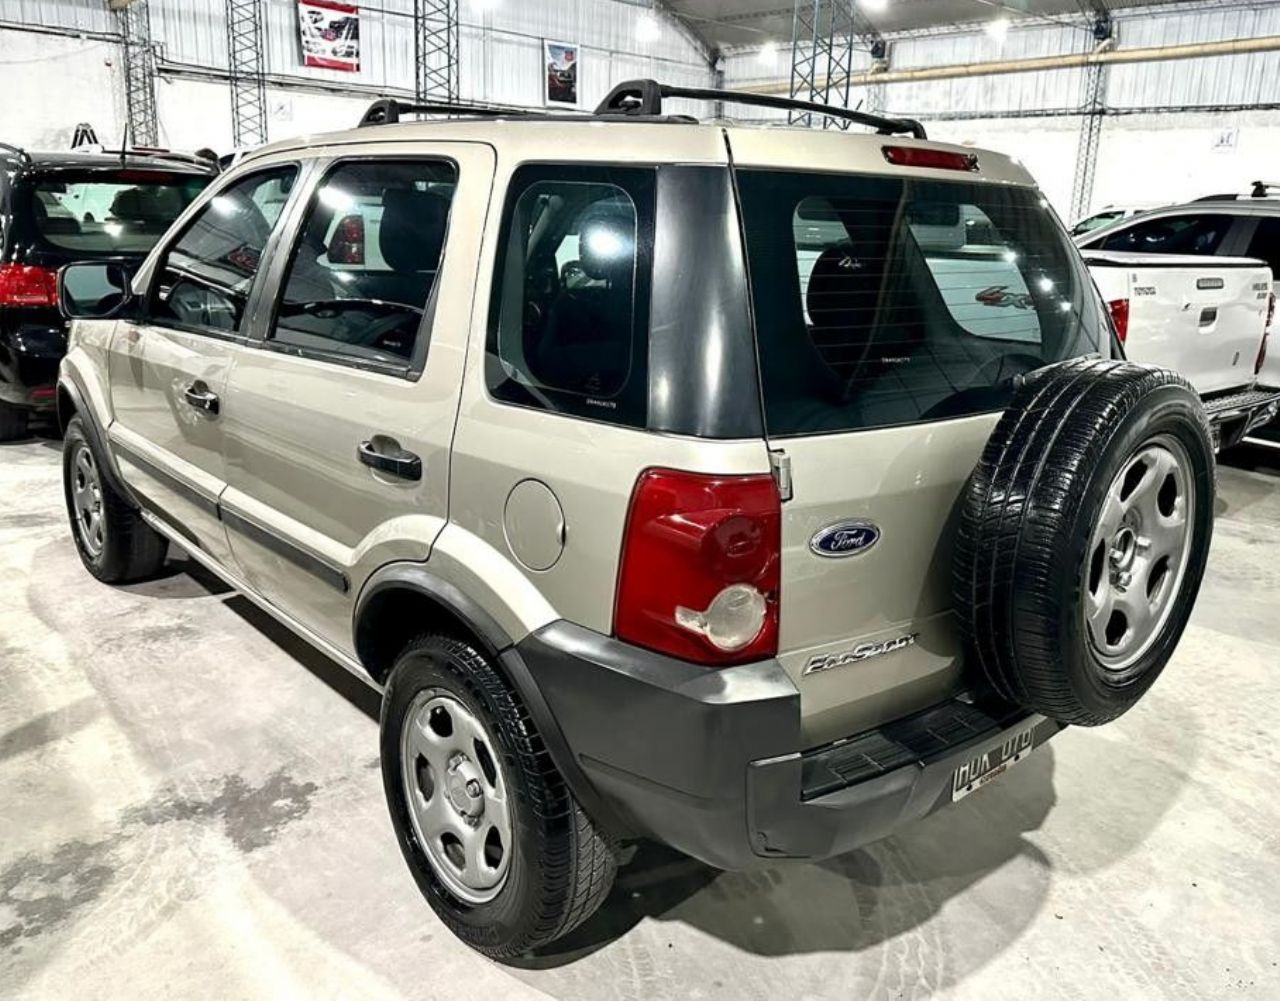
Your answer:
58,262 -> 135,320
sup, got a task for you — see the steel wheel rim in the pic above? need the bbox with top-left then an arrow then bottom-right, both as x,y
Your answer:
1082,433 -> 1195,675
400,689 -> 512,904
71,443 -> 105,558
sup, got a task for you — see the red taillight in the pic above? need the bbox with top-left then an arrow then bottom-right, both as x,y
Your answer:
882,146 -> 979,172
328,214 -> 365,265
614,469 -> 781,666
0,264 -> 58,307
1108,298 -> 1130,343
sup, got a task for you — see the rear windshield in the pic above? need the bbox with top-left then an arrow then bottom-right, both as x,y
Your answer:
18,169 -> 209,255
737,170 -> 1107,437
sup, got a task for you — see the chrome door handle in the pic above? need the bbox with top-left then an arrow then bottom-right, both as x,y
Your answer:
358,437 -> 421,481
182,381 -> 220,416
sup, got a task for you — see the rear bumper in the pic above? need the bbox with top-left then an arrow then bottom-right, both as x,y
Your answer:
517,621 -> 1062,870
1202,388 -> 1280,450
0,314 -> 67,410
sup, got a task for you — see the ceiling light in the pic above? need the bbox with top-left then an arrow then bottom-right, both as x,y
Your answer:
757,41 -> 778,66
859,0 -> 889,12
637,11 -> 661,42
986,17 -> 1010,43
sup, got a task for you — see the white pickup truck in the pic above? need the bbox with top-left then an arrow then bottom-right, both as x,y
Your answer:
1083,250 -> 1280,450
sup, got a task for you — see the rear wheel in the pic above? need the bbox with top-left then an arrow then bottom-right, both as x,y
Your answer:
953,359 -> 1215,725
0,399 -> 27,441
62,416 -> 168,583
380,634 -> 617,958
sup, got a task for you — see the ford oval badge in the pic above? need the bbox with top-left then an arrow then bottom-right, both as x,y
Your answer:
810,521 -> 880,558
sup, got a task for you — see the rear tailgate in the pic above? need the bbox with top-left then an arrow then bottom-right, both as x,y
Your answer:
729,132 -> 1110,747
1083,250 -> 1271,395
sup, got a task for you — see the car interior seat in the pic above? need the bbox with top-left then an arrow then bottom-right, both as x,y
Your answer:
532,203 -> 636,395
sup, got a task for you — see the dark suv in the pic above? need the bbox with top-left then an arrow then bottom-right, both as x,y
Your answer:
0,145 -> 213,439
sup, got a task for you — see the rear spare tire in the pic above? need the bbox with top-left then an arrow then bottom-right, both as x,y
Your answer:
954,359 -> 1214,726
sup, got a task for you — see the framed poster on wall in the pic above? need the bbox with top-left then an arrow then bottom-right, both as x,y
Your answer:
298,0 -> 361,73
545,41 -> 579,107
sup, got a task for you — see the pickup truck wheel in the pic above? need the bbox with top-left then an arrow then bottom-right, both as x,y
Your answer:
62,416 -> 168,583
954,359 -> 1215,726
0,399 -> 27,441
380,634 -> 617,958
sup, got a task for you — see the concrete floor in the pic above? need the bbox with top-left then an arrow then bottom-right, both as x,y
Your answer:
1,433 -> 1278,1001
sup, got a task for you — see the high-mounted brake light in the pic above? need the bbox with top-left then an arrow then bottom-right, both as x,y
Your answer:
1107,298 -> 1130,343
614,469 -> 780,666
882,146 -> 979,172
0,264 -> 58,307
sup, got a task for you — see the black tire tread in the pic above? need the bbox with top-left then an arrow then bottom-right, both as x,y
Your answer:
63,415 -> 168,583
954,359 -> 1213,726
384,634 -> 617,958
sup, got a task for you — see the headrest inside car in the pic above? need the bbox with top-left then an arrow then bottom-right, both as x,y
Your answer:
379,188 -> 450,273
576,204 -> 635,284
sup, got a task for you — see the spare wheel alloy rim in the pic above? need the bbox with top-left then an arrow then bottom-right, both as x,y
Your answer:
71,442 -> 105,558
400,689 -> 513,904
1082,432 -> 1195,676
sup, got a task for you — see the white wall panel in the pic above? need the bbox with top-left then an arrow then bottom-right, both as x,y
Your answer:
0,28 -> 124,148
0,0 -> 112,34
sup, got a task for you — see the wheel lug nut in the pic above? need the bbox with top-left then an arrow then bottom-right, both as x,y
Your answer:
466,779 -> 481,798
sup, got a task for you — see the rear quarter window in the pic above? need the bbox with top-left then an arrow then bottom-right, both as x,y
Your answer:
738,169 -> 1107,436
486,165 -> 654,428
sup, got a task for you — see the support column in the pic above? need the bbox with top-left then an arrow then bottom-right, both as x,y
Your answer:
415,0 -> 460,103
227,0 -> 268,148
1070,14 -> 1115,221
116,0 -> 159,147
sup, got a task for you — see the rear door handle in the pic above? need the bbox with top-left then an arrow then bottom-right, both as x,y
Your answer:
183,381 -> 220,415
358,436 -> 422,481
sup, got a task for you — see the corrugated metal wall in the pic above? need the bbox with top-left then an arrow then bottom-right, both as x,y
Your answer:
0,0 -> 712,105
722,5 -> 1280,116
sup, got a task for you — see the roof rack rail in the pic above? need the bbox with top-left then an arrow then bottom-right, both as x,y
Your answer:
0,141 -> 29,163
1251,180 -> 1280,198
594,79 -> 927,139
358,97 -> 545,127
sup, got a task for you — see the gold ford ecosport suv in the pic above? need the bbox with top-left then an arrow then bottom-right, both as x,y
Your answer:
56,80 -> 1215,958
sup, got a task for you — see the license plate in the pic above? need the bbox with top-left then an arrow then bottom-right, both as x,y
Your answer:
951,724 -> 1036,802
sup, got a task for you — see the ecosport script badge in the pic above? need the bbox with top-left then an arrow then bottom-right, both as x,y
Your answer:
804,633 -> 919,675
809,520 -> 880,558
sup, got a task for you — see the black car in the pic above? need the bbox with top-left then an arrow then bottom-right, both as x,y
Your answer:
0,146 -> 214,439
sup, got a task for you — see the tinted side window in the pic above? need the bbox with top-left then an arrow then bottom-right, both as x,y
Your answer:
270,159 -> 458,369
1245,217 -> 1280,277
148,166 -> 297,335
1096,213 -> 1232,255
487,165 -> 654,428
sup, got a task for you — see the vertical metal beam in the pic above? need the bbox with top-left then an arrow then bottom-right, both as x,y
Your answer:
227,0 -> 267,147
116,0 -> 159,147
791,0 -> 886,128
789,0 -> 824,126
415,0 -> 459,103
825,2 -> 855,129
1070,16 -> 1114,221
1071,62 -> 1106,220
